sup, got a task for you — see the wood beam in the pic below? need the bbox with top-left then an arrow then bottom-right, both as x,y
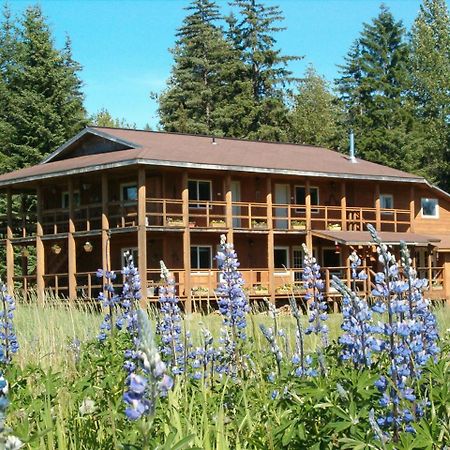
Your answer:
266,177 -> 275,303
67,178 -> 77,300
225,173 -> 233,244
101,173 -> 111,283
138,167 -> 148,308
36,186 -> 45,303
305,179 -> 313,251
182,171 -> 192,313
409,185 -> 415,233
6,189 -> 14,295
375,183 -> 381,231
340,181 -> 347,231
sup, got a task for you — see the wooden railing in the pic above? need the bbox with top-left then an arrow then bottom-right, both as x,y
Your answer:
8,198 -> 412,236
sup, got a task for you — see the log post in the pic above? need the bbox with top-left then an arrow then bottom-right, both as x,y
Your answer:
375,183 -> 381,231
101,173 -> 110,278
409,185 -> 415,233
305,179 -> 313,251
68,178 -> 77,300
36,186 -> 45,303
225,173 -> 233,244
266,177 -> 275,303
6,189 -> 14,295
340,181 -> 347,231
138,167 -> 148,307
182,171 -> 192,313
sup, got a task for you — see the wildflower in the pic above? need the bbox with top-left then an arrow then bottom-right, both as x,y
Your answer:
157,261 -> 185,375
96,270 -> 119,342
0,283 -> 19,363
259,324 -> 282,375
5,436 -> 23,450
79,398 -> 96,416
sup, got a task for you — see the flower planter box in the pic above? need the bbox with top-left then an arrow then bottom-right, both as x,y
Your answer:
252,222 -> 267,230
327,224 -> 342,231
167,220 -> 184,227
211,221 -> 226,228
292,224 -> 306,230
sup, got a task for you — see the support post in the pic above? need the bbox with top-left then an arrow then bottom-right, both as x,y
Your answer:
138,167 -> 148,307
409,185 -> 415,233
305,179 -> 313,251
427,249 -> 433,291
225,173 -> 233,244
182,171 -> 192,313
266,177 -> 275,303
375,183 -> 381,230
68,178 -> 77,300
6,189 -> 14,295
101,173 -> 111,282
340,181 -> 347,231
36,186 -> 45,303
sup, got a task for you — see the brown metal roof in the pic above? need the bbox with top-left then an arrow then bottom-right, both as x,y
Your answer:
0,127 -> 427,187
434,234 -> 450,251
313,230 -> 441,246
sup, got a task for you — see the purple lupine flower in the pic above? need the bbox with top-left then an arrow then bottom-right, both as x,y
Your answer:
157,261 -> 185,376
215,235 -> 250,375
259,324 -> 283,375
96,269 -> 119,342
302,244 -> 328,344
0,283 -> 18,363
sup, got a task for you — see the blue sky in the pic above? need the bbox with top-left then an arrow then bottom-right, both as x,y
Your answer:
7,0 -> 435,128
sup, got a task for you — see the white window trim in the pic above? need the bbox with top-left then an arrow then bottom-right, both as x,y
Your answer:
421,198 -> 439,219
120,182 -> 138,204
274,246 -> 290,275
380,194 -> 394,215
190,245 -> 213,271
188,179 -> 212,209
294,185 -> 320,214
61,190 -> 80,209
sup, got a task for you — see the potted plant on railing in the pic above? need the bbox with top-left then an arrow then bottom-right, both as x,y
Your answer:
191,286 -> 209,297
166,217 -> 184,227
275,283 -> 292,295
210,219 -> 226,228
327,223 -> 342,231
291,220 -> 306,230
252,219 -> 267,230
253,284 -> 269,295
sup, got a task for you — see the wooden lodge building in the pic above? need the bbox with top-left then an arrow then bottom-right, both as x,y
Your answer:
0,126 -> 450,311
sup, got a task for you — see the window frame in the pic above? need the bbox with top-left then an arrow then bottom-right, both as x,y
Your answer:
61,190 -> 80,209
421,197 -> 439,219
190,245 -> 213,271
188,179 -> 212,209
120,182 -> 138,204
294,185 -> 320,214
274,246 -> 290,274
379,194 -> 394,214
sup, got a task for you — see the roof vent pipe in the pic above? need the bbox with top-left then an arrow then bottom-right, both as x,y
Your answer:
349,129 -> 357,163
212,136 -> 217,145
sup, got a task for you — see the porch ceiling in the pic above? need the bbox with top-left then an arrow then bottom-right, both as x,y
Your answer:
312,230 -> 441,247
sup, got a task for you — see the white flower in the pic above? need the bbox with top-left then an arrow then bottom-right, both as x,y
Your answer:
5,436 -> 24,450
79,398 -> 96,416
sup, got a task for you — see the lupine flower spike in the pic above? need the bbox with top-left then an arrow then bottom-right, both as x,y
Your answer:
0,283 -> 19,364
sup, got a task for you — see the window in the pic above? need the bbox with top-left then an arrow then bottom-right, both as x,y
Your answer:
295,186 -> 319,212
190,246 -> 212,269
380,194 -> 394,211
121,183 -> 138,203
421,198 -> 439,218
61,191 -> 80,209
274,247 -> 289,270
188,180 -> 211,208
121,247 -> 138,268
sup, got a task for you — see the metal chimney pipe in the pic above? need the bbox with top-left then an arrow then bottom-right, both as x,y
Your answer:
349,130 -> 357,163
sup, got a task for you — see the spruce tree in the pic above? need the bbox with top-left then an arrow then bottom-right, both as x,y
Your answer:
158,0 -> 239,135
336,5 -> 413,170
409,0 -> 450,188
229,0 -> 300,141
288,65 -> 344,149
90,108 -> 136,129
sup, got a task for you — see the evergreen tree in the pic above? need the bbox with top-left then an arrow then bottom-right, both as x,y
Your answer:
229,0 -> 300,141
158,0 -> 240,135
3,5 -> 86,170
336,5 -> 414,170
409,0 -> 450,188
90,108 -> 136,129
288,65 -> 344,148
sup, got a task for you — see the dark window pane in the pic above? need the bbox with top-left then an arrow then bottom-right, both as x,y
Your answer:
188,180 -> 197,200
123,185 -> 137,201
198,182 -> 210,201
311,188 -> 319,205
274,248 -> 288,268
190,247 -> 198,269
295,187 -> 306,204
198,247 -> 211,268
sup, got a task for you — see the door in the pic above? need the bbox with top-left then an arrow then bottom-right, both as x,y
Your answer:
231,181 -> 241,228
417,248 -> 427,279
275,184 -> 289,229
292,246 -> 303,282
322,247 -> 342,278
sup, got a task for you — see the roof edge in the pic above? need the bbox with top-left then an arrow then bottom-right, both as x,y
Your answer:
41,127 -> 142,164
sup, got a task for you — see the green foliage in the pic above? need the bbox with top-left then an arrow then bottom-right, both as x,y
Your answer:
89,107 -> 137,129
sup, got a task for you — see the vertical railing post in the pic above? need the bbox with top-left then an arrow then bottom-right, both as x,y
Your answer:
101,173 -> 110,287
340,181 -> 347,231
409,185 -> 415,233
266,177 -> 275,303
138,167 -> 148,308
225,174 -> 233,243
305,179 -> 313,251
375,183 -> 381,230
68,178 -> 77,300
36,185 -> 45,304
6,189 -> 14,295
182,171 -> 192,313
